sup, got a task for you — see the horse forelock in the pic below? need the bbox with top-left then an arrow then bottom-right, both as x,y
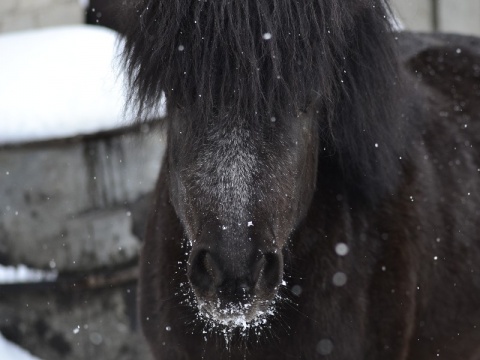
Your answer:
124,0 -> 388,118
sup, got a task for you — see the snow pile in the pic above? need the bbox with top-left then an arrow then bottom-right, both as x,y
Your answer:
0,26 -> 165,145
0,334 -> 42,360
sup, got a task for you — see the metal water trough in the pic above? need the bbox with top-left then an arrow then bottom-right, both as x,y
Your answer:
0,122 -> 165,360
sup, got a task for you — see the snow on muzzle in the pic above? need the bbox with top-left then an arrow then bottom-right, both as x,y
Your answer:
187,245 -> 283,327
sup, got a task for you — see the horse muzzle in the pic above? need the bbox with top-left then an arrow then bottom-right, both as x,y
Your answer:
187,245 -> 283,327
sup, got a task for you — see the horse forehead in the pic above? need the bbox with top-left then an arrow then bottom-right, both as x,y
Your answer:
189,125 -> 259,214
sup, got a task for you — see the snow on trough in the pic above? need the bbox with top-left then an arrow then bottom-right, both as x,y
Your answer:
0,264 -> 58,284
0,25 -> 164,145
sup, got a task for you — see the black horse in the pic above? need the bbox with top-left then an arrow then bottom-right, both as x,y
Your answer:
122,0 -> 480,359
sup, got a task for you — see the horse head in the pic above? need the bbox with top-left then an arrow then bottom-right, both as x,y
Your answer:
167,107 -> 318,327
123,0 -> 401,334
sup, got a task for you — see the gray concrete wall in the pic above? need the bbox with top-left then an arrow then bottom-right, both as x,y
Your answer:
438,0 -> 480,36
392,0 -> 480,36
0,0 -> 83,33
391,0 -> 434,32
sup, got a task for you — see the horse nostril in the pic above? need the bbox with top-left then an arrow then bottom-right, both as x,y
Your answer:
260,252 -> 283,290
188,248 -> 283,302
252,255 -> 266,283
188,249 -> 220,293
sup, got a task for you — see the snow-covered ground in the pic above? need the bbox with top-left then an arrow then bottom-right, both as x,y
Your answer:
0,333 -> 41,360
0,25 -> 164,145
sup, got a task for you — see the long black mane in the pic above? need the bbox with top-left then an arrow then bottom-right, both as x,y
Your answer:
122,0 -> 405,203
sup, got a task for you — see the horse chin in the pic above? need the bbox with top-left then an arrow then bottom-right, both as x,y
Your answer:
195,296 -> 276,330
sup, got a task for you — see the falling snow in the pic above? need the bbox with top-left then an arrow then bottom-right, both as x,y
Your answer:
335,243 -> 349,256
317,339 -> 334,355
0,334 -> 41,360
332,272 -> 348,287
262,32 -> 272,40
291,285 -> 302,296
